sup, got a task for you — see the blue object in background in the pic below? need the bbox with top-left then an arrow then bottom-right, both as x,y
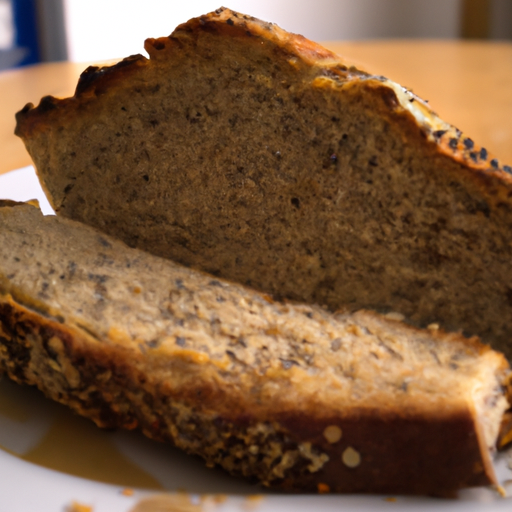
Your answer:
11,0 -> 40,66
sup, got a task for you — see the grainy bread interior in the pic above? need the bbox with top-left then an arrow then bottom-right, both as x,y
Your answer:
15,8 -> 512,361
0,202 -> 509,495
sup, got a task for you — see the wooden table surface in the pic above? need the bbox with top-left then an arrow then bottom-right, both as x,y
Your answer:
1,40 -> 511,175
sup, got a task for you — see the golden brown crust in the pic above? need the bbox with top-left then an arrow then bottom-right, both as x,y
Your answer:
0,203 -> 509,495
0,289 -> 500,495
15,7 -> 511,177
13,7 -> 512,212
15,54 -> 150,140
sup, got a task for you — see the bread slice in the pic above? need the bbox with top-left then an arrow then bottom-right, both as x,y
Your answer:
14,8 -> 512,362
0,202 -> 509,495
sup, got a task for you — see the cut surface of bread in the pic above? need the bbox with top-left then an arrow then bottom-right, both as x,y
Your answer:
0,202 -> 509,495
15,9 -> 512,361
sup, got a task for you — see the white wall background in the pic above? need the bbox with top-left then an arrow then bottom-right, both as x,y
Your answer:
0,0 -> 13,50
63,0 -> 464,62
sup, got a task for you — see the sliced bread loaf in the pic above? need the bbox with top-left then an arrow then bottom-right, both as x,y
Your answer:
0,202 -> 509,494
14,8 -> 512,360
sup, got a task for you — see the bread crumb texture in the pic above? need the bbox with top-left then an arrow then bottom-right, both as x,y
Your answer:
0,203 -> 509,494
14,8 -> 512,365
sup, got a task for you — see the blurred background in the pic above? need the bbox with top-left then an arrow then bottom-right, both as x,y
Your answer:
0,0 -> 511,70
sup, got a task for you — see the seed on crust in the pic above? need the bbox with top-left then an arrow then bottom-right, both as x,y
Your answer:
342,446 -> 361,468
323,425 -> 342,444
384,311 -> 405,322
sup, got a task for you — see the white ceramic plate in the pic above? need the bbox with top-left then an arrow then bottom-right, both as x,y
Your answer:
1,167 -> 512,511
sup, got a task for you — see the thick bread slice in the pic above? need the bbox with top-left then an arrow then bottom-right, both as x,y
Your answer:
0,203 -> 509,495
14,9 -> 512,361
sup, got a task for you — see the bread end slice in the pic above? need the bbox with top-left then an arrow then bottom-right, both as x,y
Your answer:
0,203 -> 509,495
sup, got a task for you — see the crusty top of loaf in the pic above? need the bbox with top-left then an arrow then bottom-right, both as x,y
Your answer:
14,7 -> 512,181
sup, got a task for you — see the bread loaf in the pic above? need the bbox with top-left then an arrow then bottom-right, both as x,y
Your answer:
0,202 -> 509,495
15,8 -> 512,361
